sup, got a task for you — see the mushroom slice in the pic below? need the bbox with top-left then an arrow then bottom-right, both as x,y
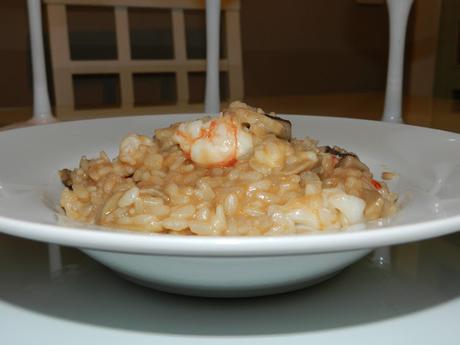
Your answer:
226,101 -> 292,140
59,168 -> 73,190
322,145 -> 358,158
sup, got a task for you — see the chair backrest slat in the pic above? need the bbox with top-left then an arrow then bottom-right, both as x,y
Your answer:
43,0 -> 243,119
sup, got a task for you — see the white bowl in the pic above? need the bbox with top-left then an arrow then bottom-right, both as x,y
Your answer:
1,115 -> 460,297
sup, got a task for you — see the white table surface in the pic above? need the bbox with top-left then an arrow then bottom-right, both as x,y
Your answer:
2,232 -> 460,344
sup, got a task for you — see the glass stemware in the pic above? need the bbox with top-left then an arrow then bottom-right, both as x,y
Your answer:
382,0 -> 414,123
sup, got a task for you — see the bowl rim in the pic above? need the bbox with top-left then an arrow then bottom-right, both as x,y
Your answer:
1,213 -> 460,256
1,114 -> 460,256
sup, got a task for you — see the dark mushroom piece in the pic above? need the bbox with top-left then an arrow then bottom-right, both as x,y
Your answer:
59,168 -> 73,190
322,145 -> 358,159
226,101 -> 292,141
259,112 -> 292,140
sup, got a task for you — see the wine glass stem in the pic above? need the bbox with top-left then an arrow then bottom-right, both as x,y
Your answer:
382,0 -> 414,123
48,243 -> 63,275
205,0 -> 221,114
27,0 -> 54,124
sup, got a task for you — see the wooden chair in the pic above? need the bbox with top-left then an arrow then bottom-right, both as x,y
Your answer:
43,0 -> 243,119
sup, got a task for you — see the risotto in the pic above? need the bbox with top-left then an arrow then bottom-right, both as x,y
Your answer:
59,102 -> 398,236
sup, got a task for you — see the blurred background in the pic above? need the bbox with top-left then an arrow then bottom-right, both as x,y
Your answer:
0,0 -> 457,132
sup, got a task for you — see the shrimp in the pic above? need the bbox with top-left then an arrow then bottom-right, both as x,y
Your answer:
172,114 -> 253,167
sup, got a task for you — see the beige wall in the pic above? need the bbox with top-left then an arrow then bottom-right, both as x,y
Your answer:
0,0 -> 389,109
